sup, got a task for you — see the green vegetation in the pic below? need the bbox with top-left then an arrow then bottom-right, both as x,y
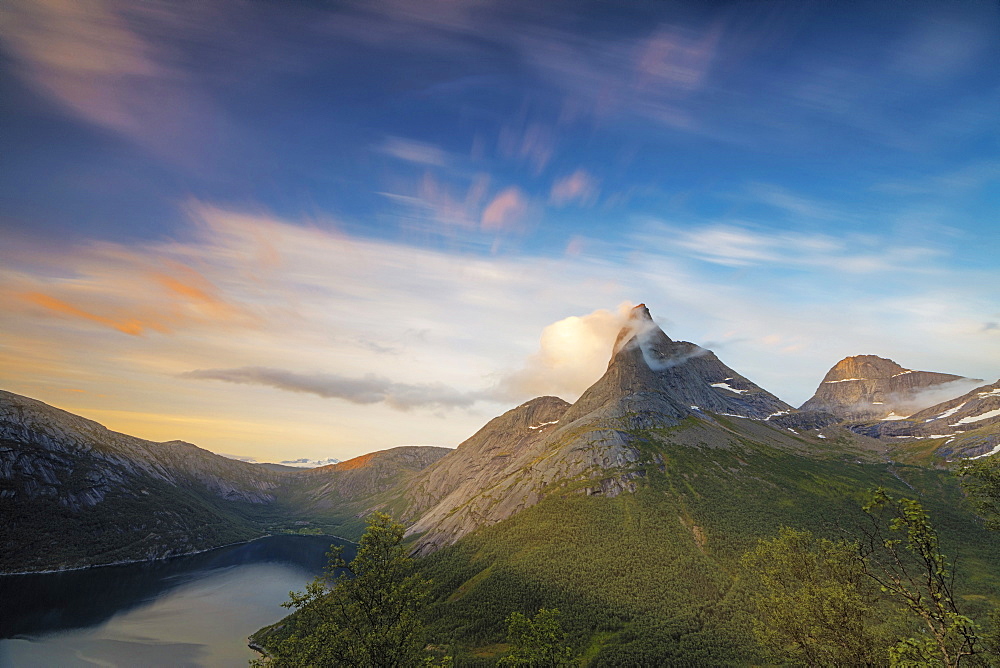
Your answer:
743,490 -> 1000,667
961,456 -> 1000,530
251,513 -> 445,667
860,489 -> 983,666
403,424 -> 1000,665
740,526 -> 895,665
250,417 -> 1000,665
497,608 -> 573,667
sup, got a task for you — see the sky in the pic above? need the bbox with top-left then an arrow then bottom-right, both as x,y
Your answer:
1,0 -> 999,463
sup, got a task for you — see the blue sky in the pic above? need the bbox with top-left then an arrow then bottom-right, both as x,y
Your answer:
1,0 -> 999,461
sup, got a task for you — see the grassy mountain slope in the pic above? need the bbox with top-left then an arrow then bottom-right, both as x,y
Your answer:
415,416 -> 1000,664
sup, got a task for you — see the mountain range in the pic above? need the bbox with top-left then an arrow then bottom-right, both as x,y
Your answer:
3,303 -> 998,572
4,303 -> 1000,661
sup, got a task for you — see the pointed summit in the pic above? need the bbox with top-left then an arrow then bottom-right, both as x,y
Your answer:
563,304 -> 791,426
611,303 -> 672,360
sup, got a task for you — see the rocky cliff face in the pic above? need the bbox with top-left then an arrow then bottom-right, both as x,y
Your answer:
405,305 -> 796,555
562,304 -> 792,427
799,355 -> 974,420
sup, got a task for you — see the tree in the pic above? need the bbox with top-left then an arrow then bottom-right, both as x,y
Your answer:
740,526 -> 891,666
959,457 -> 1000,530
255,513 -> 432,667
497,608 -> 575,667
859,488 -> 981,667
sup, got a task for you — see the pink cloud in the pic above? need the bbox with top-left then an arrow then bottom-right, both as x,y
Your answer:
480,187 -> 528,231
550,170 -> 599,206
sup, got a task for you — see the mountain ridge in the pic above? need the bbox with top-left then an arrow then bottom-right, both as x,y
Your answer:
4,305 -> 998,573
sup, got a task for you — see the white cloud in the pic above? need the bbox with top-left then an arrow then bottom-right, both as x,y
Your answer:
641,220 -> 944,274
496,302 -> 635,401
378,136 -> 449,166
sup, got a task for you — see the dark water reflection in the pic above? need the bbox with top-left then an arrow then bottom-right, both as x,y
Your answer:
0,535 -> 354,667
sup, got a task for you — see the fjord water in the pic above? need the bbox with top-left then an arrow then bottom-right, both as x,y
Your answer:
0,535 -> 354,667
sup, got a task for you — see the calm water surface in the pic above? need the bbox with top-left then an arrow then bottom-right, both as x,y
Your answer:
0,535 -> 355,667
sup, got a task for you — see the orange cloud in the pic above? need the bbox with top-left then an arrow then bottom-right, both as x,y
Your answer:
22,292 -> 151,336
151,263 -> 245,321
481,187 -> 527,231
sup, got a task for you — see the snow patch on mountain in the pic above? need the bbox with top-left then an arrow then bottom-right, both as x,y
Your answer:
969,444 -> 1000,460
710,382 -> 747,394
926,402 -> 967,422
951,408 -> 1000,426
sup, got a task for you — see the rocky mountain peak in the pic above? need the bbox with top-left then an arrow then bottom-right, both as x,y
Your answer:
611,303 -> 672,360
823,355 -> 909,382
800,355 -> 972,420
563,304 -> 791,427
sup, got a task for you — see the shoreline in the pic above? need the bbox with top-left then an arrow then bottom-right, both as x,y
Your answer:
0,531 -> 359,577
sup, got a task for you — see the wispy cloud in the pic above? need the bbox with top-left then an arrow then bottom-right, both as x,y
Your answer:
4,246 -> 256,339
642,221 -> 944,274
874,161 -> 1000,197
550,170 -> 599,207
21,292 -> 151,336
512,22 -> 722,132
378,136 -> 449,167
745,183 -> 841,221
182,366 -> 480,410
0,0 -> 216,164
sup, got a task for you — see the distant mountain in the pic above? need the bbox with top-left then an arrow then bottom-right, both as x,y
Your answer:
799,354 -> 977,419
287,446 -> 451,519
0,391 -> 447,572
220,455 -> 343,471
255,462 -> 310,473
278,457 -> 343,468
0,390 -> 280,572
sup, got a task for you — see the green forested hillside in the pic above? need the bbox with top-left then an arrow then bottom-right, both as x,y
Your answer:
407,419 -> 1000,665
